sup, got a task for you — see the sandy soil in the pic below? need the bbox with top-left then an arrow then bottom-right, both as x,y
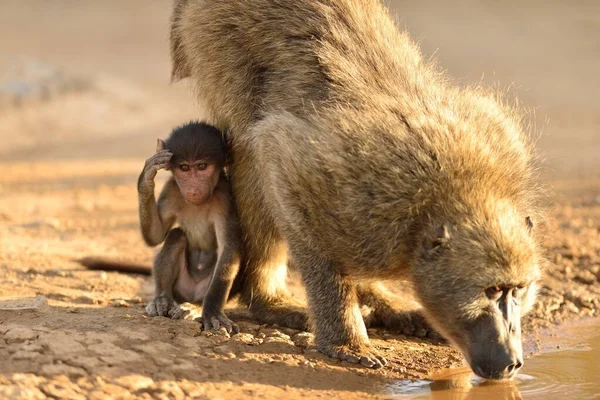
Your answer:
0,1 -> 599,399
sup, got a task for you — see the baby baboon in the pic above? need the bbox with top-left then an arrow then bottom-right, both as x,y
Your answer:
139,121 -> 241,333
170,0 -> 544,378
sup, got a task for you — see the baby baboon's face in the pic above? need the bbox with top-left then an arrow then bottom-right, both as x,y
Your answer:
413,220 -> 540,380
172,160 -> 221,206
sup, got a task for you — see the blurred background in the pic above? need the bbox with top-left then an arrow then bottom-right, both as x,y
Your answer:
0,0 -> 598,175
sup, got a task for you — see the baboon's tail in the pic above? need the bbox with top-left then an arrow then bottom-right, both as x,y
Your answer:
78,257 -> 151,275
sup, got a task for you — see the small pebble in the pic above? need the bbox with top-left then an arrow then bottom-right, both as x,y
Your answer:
292,332 -> 314,348
111,300 -> 130,308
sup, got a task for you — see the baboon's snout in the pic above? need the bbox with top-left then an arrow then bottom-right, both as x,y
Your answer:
471,347 -> 523,380
465,307 -> 524,380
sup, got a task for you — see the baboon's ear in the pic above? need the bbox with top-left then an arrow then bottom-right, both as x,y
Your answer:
432,224 -> 451,248
525,216 -> 533,232
423,224 -> 451,256
223,131 -> 234,165
156,139 -> 167,153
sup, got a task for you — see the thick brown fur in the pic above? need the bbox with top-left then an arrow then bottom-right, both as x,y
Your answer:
170,0 -> 545,375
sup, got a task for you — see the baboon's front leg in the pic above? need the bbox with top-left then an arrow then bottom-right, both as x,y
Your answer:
293,245 -> 387,369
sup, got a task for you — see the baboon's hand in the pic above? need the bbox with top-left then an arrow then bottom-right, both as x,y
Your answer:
200,307 -> 239,334
319,344 -> 387,369
146,295 -> 176,317
139,150 -> 173,191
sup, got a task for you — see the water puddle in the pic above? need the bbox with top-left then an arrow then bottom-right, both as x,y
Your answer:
383,321 -> 600,399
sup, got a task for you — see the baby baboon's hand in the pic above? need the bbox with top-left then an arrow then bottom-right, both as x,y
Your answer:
200,307 -> 239,334
146,295 -> 176,317
139,150 -> 173,191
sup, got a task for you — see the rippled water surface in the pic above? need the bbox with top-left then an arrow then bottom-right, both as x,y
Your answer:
384,322 -> 600,399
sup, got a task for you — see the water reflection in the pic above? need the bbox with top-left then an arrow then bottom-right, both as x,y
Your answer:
386,367 -> 525,400
384,324 -> 600,400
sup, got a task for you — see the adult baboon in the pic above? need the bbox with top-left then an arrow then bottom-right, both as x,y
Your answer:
170,0 -> 544,379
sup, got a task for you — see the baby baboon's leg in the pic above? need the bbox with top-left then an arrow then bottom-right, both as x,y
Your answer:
291,243 -> 387,368
356,282 -> 436,338
146,228 -> 187,317
231,151 -> 308,330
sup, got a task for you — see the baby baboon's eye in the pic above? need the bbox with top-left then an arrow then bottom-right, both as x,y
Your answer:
179,164 -> 190,172
197,163 -> 208,170
485,285 -> 503,300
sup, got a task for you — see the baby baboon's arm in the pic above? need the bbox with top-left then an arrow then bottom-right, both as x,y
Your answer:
138,146 -> 177,246
201,205 -> 241,333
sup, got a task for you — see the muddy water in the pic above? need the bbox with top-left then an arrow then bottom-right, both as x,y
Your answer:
383,321 -> 600,399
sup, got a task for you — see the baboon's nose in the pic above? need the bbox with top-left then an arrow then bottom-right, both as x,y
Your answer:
504,358 -> 523,378
472,356 -> 523,380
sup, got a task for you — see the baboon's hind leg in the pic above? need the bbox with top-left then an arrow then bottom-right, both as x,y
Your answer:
239,239 -> 309,331
232,148 -> 308,331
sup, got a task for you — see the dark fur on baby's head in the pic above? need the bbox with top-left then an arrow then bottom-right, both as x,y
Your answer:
165,121 -> 227,167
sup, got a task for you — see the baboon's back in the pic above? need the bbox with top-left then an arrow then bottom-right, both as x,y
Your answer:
172,0 -> 539,250
172,0 -> 427,132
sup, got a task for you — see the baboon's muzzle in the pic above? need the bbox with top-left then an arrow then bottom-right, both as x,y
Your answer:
464,290 -> 524,380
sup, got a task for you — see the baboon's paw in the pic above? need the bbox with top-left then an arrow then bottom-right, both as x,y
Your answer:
169,302 -> 202,320
278,310 -> 310,331
146,296 -> 175,317
368,308 -> 440,339
320,344 -> 387,369
391,312 -> 438,339
200,308 -> 239,334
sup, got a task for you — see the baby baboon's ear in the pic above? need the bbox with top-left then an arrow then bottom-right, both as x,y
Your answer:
423,224 -> 451,257
156,139 -> 167,153
525,216 -> 533,232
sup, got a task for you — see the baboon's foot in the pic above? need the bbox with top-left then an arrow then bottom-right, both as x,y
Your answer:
249,296 -> 309,331
146,296 -> 176,317
319,344 -> 387,369
169,302 -> 202,320
365,307 -> 439,339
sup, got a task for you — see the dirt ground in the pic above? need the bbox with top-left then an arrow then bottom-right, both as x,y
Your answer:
0,1 -> 599,399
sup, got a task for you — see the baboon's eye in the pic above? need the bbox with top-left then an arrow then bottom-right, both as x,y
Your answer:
197,163 -> 208,171
179,164 -> 190,172
525,216 -> 534,232
513,285 -> 526,299
485,285 -> 503,300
